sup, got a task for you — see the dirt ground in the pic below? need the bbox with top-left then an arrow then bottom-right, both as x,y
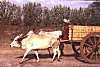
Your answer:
0,44 -> 100,67
0,25 -> 100,67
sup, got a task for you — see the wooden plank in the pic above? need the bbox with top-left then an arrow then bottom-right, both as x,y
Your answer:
69,26 -> 100,41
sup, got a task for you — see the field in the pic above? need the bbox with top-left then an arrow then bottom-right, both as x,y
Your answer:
0,25 -> 100,67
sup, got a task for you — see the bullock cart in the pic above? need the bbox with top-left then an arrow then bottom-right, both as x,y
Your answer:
61,25 -> 100,63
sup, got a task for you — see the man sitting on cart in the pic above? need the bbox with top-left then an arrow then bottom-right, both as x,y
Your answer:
59,16 -> 72,56
62,16 -> 71,40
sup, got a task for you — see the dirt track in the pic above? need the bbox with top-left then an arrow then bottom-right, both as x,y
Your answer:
0,44 -> 100,67
0,25 -> 100,67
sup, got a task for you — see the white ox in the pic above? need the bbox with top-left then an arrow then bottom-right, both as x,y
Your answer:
10,30 -> 61,63
38,30 -> 62,38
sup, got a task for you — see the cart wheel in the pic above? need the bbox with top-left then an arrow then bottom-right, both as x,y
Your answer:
80,32 -> 100,63
72,42 -> 80,55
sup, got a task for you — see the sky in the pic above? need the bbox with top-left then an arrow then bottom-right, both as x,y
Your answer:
1,0 -> 97,9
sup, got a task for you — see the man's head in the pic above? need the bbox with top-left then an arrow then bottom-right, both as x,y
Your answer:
63,16 -> 70,23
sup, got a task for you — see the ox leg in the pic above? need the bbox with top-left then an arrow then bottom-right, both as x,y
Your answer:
52,48 -> 57,62
47,48 -> 51,54
20,49 -> 31,63
57,48 -> 61,61
34,50 -> 39,62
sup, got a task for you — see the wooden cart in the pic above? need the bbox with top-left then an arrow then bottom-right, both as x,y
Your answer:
62,25 -> 100,63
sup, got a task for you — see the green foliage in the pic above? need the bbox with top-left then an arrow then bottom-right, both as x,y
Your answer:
23,2 -> 42,27
0,1 -> 100,29
0,1 -> 21,25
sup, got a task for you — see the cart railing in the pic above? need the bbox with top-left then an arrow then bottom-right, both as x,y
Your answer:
69,25 -> 100,41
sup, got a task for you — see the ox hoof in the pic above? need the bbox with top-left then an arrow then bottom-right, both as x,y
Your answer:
37,60 -> 39,63
57,59 -> 60,62
19,61 -> 23,64
50,60 -> 54,63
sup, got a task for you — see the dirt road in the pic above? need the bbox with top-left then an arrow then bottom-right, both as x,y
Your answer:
0,44 -> 100,67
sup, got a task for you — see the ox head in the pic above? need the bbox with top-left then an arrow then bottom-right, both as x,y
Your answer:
10,34 -> 24,47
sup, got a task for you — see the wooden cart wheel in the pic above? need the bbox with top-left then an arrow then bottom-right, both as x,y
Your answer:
80,32 -> 100,63
72,42 -> 80,55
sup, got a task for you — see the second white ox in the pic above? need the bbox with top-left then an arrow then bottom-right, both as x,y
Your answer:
10,30 -> 61,63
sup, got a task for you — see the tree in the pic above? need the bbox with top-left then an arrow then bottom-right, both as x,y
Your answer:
23,2 -> 42,27
87,2 -> 100,26
0,1 -> 21,25
42,7 -> 51,27
0,1 -> 100,29
50,5 -> 71,29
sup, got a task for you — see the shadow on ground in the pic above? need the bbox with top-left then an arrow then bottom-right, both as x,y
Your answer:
16,53 -> 77,63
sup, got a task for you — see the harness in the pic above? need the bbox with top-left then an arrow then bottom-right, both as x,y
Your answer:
15,35 -> 27,46
50,37 -> 60,49
15,39 -> 22,46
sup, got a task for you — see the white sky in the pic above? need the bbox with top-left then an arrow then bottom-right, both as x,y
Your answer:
6,0 -> 95,9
